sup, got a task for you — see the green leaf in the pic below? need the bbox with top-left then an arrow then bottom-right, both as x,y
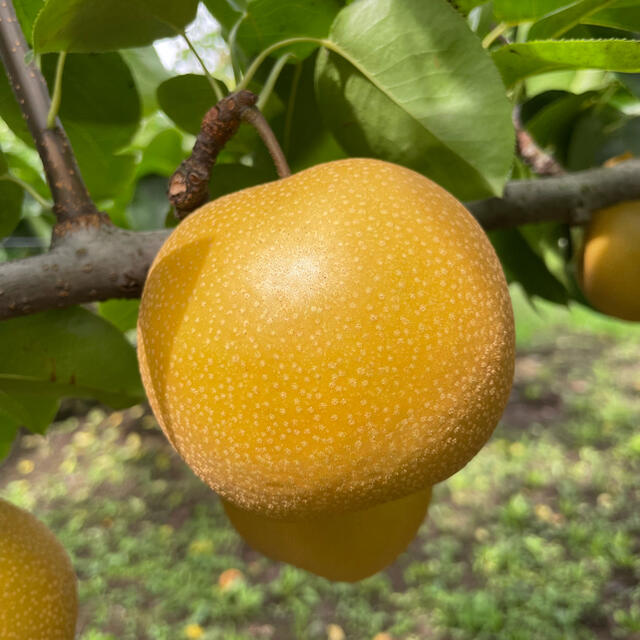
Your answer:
0,307 -> 144,408
0,390 -> 59,434
121,47 -> 171,117
493,0 -> 573,22
490,228 -> 569,304
98,299 -> 140,333
274,54 -> 346,171
586,0 -> 640,32
14,0 -> 45,45
4,153 -> 50,200
235,0 -> 341,60
493,40 -> 640,87
0,414 -> 19,461
569,108 -> 640,170
528,0 -> 618,40
33,0 -> 199,53
157,74 -> 219,135
41,53 -> 141,201
0,151 -> 25,238
455,0 -> 490,14
523,90 -> 597,162
0,66 -> 32,146
316,0 -> 514,200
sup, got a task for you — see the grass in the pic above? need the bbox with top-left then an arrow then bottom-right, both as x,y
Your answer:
1,290 -> 639,640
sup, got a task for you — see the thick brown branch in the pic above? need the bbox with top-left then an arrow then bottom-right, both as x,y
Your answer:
0,0 -> 97,223
468,158 -> 640,229
2,159 -> 640,319
0,226 -> 168,319
168,90 -> 257,219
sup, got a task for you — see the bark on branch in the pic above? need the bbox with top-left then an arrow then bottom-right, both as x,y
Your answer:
2,158 -> 640,320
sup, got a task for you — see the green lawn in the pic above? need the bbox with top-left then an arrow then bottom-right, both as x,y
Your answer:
1,290 -> 639,640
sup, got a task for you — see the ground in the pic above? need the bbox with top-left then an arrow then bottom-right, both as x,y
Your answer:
1,288 -> 639,640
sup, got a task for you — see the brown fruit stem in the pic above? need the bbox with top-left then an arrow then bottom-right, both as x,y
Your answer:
168,91 -> 291,220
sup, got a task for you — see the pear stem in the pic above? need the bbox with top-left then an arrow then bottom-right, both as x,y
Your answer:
168,90 -> 258,219
242,107 -> 291,179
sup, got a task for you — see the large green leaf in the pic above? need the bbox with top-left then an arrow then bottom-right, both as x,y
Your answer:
568,108 -> 640,170
157,74 -> 219,136
493,0 -> 573,22
316,0 -> 514,200
0,411 -> 19,461
455,0 -> 489,15
14,0 -> 45,44
41,53 -> 141,201
523,90 -> 597,162
274,54 -> 346,171
490,228 -> 569,304
586,1 -> 640,31
528,0 -> 618,40
0,307 -> 144,408
493,40 -> 640,87
33,0 -> 199,53
0,390 -> 59,434
235,0 -> 341,60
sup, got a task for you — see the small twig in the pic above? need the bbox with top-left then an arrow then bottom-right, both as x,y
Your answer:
0,0 -> 99,226
0,174 -> 52,209
168,90 -> 258,219
168,91 -> 291,219
513,107 -> 565,177
47,51 -> 66,129
482,22 -> 509,49
241,107 -> 291,179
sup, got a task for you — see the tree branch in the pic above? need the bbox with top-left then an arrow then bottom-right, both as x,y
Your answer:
467,159 -> 640,229
0,0 -> 98,224
0,226 -> 168,318
2,159 -> 640,320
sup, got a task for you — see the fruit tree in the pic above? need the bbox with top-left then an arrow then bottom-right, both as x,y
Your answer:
1,0 -> 640,632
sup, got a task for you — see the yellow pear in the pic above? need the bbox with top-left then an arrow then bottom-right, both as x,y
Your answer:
223,488 -> 431,582
579,201 -> 640,321
0,498 -> 78,640
138,158 -> 514,518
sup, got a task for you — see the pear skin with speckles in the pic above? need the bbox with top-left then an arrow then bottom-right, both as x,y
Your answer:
579,201 -> 640,322
138,158 -> 515,518
223,487 -> 432,582
0,499 -> 78,640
